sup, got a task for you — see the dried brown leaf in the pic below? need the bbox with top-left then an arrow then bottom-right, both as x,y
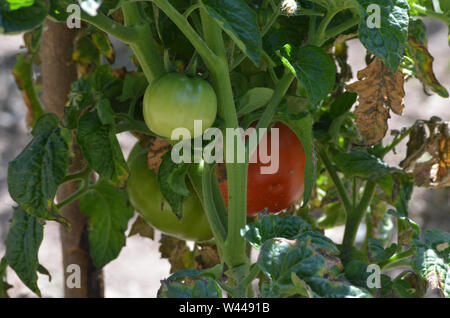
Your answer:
346,57 -> 405,145
401,119 -> 450,188
159,234 -> 193,273
147,138 -> 171,173
194,245 -> 221,270
128,216 -> 154,240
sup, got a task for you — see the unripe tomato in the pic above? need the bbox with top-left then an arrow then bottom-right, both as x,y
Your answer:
218,123 -> 306,216
126,143 -> 213,241
143,73 -> 218,139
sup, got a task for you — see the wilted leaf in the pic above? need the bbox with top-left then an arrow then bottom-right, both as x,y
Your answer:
128,216 -> 154,240
346,57 -> 405,145
159,234 -> 193,273
400,119 -> 450,188
91,30 -> 115,64
147,138 -> 171,173
12,54 -> 44,127
194,245 -> 221,270
407,37 -> 449,98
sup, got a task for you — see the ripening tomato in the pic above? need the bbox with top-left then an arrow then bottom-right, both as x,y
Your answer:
143,73 -> 217,139
218,123 -> 306,216
126,143 -> 213,241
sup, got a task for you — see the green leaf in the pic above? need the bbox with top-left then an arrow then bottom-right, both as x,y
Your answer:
6,0 -> 34,10
0,257 -> 12,298
278,45 -> 336,106
344,260 -> 369,288
8,113 -> 70,221
237,87 -> 274,116
76,111 -> 129,187
5,206 -> 43,296
358,0 -> 410,71
328,92 -> 358,120
305,276 -> 372,298
307,0 -> 360,10
333,148 -> 399,178
317,202 -> 346,229
200,0 -> 262,65
96,99 -> 115,126
64,79 -> 95,129
157,152 -> 191,219
258,238 -> 325,284
158,265 -> 223,298
119,72 -> 148,102
367,238 -> 397,263
80,181 -> 134,269
411,229 -> 450,297
0,0 -> 47,34
296,231 -> 340,255
241,215 -> 311,248
275,113 -> 315,206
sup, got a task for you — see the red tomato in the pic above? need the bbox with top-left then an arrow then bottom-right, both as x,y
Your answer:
218,123 -> 306,216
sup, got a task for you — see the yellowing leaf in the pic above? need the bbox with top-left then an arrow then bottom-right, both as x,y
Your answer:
346,58 -> 405,145
407,37 -> 449,98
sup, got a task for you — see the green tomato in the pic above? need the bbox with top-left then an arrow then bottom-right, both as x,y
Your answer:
126,143 -> 213,242
143,73 -> 218,139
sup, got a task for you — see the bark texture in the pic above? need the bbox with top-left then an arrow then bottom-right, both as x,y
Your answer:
40,19 -> 104,298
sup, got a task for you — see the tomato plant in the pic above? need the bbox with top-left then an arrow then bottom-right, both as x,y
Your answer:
218,123 -> 306,216
1,0 -> 450,300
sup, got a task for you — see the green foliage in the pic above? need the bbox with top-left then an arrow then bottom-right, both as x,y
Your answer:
7,113 -> 70,221
201,0 -> 262,65
0,0 -> 47,34
157,152 -> 191,219
5,207 -> 44,296
76,110 -> 129,187
358,0 -> 410,71
278,44 -> 336,106
412,230 -> 450,297
3,0 -> 450,299
80,181 -> 134,269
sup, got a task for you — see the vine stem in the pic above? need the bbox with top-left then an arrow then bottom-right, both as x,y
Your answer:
55,168 -> 91,210
121,2 -> 166,82
379,249 -> 414,271
80,11 -> 140,44
411,3 -> 450,25
342,180 -> 376,252
316,145 -> 352,214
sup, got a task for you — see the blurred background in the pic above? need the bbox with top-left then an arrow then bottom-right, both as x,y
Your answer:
0,18 -> 449,297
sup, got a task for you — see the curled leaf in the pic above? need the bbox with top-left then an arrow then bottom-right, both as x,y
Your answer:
400,119 -> 450,188
407,37 -> 449,98
346,57 -> 405,145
